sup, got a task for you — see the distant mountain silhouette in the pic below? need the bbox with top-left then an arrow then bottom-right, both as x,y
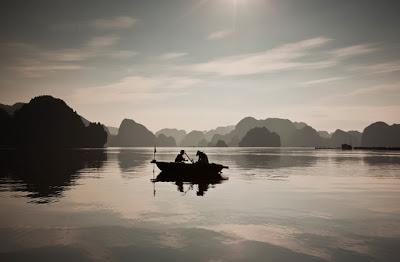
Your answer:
3,96 -> 400,148
156,128 -> 186,145
348,131 -> 362,146
208,134 -> 227,147
330,129 -> 351,147
288,125 -> 323,147
292,121 -> 307,130
207,134 -> 228,147
330,129 -> 362,147
209,117 -> 374,147
3,96 -> 107,148
203,125 -> 235,141
211,117 -> 306,146
156,134 -> 177,147
180,130 -> 206,147
0,102 -> 24,115
239,127 -> 281,147
198,138 -> 209,147
171,125 -> 235,147
80,116 -> 90,127
361,122 -> 400,147
214,140 -> 228,147
318,131 -> 331,139
106,126 -> 119,136
232,117 -> 260,141
81,115 -> 118,137
0,108 -> 14,147
263,118 -> 299,146
111,118 -> 155,147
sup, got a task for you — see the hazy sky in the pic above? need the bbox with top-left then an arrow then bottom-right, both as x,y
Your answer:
1,0 -> 400,132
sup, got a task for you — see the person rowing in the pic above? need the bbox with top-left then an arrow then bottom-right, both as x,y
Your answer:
196,150 -> 209,164
175,150 -> 187,163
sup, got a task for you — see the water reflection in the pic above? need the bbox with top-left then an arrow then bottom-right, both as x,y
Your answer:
153,171 -> 228,196
0,149 -> 106,203
1,148 -> 400,261
118,149 -> 151,174
363,154 -> 400,166
231,151 -> 317,170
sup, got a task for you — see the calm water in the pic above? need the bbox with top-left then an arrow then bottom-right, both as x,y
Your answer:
1,148 -> 400,261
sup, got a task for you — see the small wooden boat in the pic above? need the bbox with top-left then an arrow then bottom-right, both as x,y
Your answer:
150,159 -> 229,196
151,160 -> 228,175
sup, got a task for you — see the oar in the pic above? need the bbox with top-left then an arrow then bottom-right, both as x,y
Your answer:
152,144 -> 156,197
184,152 -> 194,163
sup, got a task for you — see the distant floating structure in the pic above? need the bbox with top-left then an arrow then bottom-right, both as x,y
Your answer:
341,144 -> 353,150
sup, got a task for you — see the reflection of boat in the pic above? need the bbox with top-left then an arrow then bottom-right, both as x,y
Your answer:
151,171 -> 228,196
150,160 -> 228,175
153,170 -> 228,183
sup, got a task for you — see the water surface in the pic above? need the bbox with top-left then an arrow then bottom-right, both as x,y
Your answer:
1,148 -> 400,261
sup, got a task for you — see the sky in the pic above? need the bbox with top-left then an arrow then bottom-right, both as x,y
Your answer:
1,0 -> 400,132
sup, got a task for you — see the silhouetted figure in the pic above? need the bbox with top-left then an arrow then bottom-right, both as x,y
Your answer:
196,150 -> 209,164
175,150 -> 187,163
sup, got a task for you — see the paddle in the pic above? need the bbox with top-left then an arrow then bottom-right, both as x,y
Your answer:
184,152 -> 195,163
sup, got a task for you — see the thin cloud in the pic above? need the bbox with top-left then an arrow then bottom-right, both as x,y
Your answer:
301,77 -> 346,86
86,35 -> 120,48
11,63 -> 84,78
159,52 -> 188,60
92,16 -> 137,30
351,61 -> 400,74
188,37 -> 334,76
347,82 -> 400,96
5,35 -> 135,77
74,75 -> 200,104
183,38 -> 380,77
107,50 -> 138,59
207,29 -> 234,40
40,48 -> 92,62
330,44 -> 378,58
38,35 -> 120,62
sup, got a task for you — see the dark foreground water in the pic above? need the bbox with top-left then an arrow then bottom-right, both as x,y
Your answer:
0,148 -> 400,262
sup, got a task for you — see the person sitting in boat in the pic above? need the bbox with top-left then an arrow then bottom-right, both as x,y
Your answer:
175,150 -> 187,163
196,150 -> 209,164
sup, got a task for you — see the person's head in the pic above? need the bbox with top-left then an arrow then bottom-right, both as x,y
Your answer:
196,150 -> 201,156
180,150 -> 185,155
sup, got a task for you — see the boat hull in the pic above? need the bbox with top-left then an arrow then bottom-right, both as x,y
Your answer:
152,161 -> 228,175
